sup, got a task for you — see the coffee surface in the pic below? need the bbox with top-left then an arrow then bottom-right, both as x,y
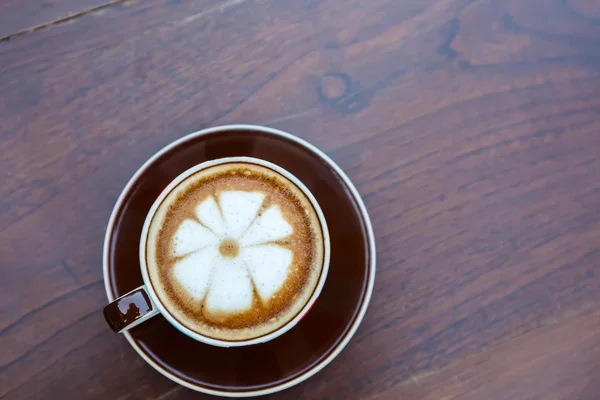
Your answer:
146,162 -> 324,341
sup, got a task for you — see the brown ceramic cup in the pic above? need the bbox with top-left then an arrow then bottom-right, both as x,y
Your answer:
102,125 -> 376,396
104,156 -> 331,347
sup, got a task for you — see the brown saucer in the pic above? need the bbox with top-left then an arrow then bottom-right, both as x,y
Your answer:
103,125 -> 376,396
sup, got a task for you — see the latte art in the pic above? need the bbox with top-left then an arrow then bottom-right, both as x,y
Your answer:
145,162 -> 325,341
171,192 -> 294,312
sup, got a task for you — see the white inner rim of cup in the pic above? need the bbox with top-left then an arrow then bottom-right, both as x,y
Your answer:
139,156 -> 331,347
103,125 -> 376,397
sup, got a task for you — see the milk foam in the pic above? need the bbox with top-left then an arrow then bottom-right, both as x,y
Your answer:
173,247 -> 218,300
173,220 -> 218,256
243,245 -> 293,301
240,206 -> 294,246
204,255 -> 254,312
171,190 -> 294,313
147,162 -> 326,341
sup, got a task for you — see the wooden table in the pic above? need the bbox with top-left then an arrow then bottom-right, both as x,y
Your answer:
2,0 -> 600,398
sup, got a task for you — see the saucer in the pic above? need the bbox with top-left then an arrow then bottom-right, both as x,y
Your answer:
103,125 -> 376,397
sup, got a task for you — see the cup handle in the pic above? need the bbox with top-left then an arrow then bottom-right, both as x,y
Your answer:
103,286 -> 160,333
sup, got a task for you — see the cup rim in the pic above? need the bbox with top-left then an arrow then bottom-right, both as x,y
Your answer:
103,124 -> 376,397
138,156 -> 331,347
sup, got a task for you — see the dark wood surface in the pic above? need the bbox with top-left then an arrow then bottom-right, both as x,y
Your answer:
0,0 -> 117,39
2,0 -> 600,398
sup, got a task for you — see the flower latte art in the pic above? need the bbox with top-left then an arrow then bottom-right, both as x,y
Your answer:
146,162 -> 325,341
173,192 -> 294,311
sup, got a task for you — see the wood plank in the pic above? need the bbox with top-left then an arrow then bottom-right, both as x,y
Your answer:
1,0 -> 600,398
374,304 -> 600,400
0,0 -> 119,39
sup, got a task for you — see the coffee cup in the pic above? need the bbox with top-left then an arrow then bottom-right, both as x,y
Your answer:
103,156 -> 330,347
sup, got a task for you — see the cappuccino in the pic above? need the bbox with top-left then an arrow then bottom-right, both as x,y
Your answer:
145,162 -> 325,341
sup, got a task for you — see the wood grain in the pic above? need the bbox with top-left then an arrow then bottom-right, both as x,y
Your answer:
0,0 -> 119,40
1,0 -> 600,398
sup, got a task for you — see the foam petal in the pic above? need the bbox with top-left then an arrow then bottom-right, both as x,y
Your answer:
205,257 -> 254,312
173,247 -> 218,300
243,245 -> 293,302
195,196 -> 227,237
173,220 -> 219,257
240,205 -> 293,246
219,191 -> 265,238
